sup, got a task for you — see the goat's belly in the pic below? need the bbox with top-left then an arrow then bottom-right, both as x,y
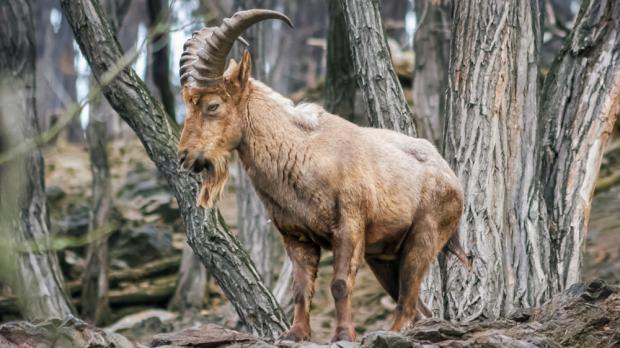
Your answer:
364,220 -> 412,259
269,210 -> 334,249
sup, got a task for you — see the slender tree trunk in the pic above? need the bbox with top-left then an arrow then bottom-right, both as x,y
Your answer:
540,0 -> 620,292
81,87 -> 113,324
168,243 -> 208,313
412,0 -> 451,148
325,0 -> 356,122
0,0 -> 74,320
338,0 -> 416,136
147,0 -> 176,121
34,0 -> 80,140
61,0 -> 288,337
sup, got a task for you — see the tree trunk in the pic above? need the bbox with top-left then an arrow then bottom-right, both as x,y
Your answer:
325,0 -> 356,122
81,87 -> 113,324
60,0 -> 288,337
441,0 -> 549,321
168,244 -> 208,313
147,0 -> 176,121
33,0 -> 81,141
540,0 -> 620,292
0,0 -> 74,320
412,0 -> 451,148
438,0 -> 620,321
338,0 -> 416,136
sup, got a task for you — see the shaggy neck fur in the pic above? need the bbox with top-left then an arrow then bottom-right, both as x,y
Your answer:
236,79 -> 322,198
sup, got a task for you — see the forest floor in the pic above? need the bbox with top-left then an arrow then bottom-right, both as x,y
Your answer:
1,134 -> 619,345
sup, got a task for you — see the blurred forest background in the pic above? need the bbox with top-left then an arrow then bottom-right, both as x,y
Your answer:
0,0 -> 619,346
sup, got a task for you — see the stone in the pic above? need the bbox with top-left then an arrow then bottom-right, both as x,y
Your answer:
110,224 -> 174,268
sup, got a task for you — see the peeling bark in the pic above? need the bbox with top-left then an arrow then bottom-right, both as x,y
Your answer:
0,0 -> 74,320
338,0 -> 416,136
60,0 -> 288,337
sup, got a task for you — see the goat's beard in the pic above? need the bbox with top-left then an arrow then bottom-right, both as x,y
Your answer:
197,154 -> 230,209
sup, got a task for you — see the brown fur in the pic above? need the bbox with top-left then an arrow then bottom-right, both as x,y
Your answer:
178,51 -> 467,342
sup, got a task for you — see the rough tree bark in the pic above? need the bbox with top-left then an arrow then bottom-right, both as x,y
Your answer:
540,0 -> 620,293
441,0 -> 549,321
439,0 -> 620,321
412,0 -> 451,148
81,88 -> 113,324
338,0 -> 416,136
61,0 -> 288,337
0,0 -> 75,320
325,0 -> 356,122
147,0 -> 176,121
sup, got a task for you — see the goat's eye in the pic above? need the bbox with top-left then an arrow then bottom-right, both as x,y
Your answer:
206,103 -> 219,113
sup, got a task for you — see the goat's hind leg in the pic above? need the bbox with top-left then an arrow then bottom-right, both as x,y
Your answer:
366,257 -> 433,320
390,216 -> 442,332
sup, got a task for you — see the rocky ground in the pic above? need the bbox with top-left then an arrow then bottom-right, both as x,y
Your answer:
1,280 -> 618,347
0,133 -> 619,347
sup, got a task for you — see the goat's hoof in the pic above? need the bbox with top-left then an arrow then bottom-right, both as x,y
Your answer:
278,325 -> 310,342
331,326 -> 356,342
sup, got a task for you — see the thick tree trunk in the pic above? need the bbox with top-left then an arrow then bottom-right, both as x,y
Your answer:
540,0 -> 620,291
168,244 -> 208,313
81,89 -> 112,324
147,0 -> 176,121
441,0 -> 549,321
325,0 -> 356,122
60,0 -> 288,337
412,0 -> 451,148
0,0 -> 74,320
338,0 -> 416,136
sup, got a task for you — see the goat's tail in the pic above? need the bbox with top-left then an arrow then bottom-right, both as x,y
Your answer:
442,232 -> 472,271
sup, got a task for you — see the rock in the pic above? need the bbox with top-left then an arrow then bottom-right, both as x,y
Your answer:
565,279 -> 614,301
0,316 -> 143,348
508,308 -> 532,323
150,324 -> 262,347
46,185 -> 66,202
407,318 -> 467,342
110,224 -> 174,268
360,331 -> 416,348
107,309 -> 178,334
57,204 -> 90,237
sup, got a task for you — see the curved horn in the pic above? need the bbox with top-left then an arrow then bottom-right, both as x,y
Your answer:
180,9 -> 293,87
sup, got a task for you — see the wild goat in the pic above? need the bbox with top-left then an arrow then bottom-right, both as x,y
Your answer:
177,9 -> 470,343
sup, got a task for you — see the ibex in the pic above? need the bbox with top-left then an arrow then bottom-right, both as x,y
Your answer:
177,10 -> 469,343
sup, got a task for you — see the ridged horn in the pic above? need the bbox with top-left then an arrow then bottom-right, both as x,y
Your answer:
180,9 -> 293,87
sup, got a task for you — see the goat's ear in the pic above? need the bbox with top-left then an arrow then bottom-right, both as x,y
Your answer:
227,49 -> 252,91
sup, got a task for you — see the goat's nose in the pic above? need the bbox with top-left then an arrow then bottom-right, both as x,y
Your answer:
178,150 -> 188,165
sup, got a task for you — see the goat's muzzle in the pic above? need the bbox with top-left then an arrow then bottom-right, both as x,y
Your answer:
178,149 -> 230,209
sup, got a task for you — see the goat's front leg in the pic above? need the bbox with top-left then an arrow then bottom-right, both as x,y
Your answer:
331,218 -> 364,342
278,235 -> 320,342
